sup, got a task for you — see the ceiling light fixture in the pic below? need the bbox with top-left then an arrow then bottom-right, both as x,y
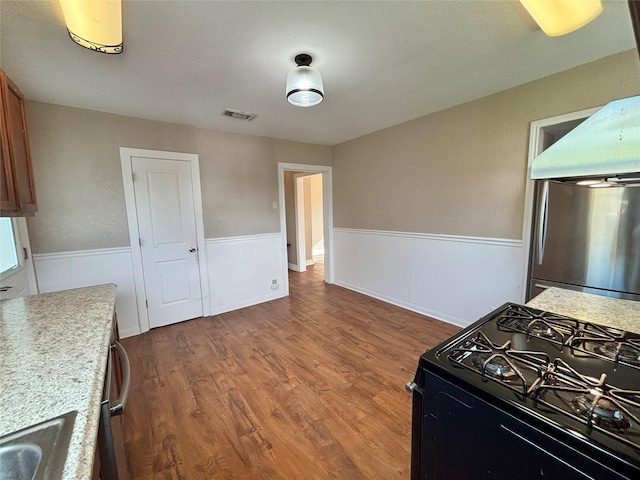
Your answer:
519,0 -> 603,37
59,0 -> 123,54
286,54 -> 324,107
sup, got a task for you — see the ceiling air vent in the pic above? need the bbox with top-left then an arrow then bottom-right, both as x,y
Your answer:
221,108 -> 257,121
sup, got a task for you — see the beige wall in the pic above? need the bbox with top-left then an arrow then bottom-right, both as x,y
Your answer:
332,50 -> 640,240
24,50 -> 640,254
24,102 -> 331,253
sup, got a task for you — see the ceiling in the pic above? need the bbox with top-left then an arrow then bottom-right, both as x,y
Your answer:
0,1 -> 636,146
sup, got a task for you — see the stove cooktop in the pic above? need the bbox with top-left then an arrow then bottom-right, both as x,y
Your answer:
421,302 -> 640,470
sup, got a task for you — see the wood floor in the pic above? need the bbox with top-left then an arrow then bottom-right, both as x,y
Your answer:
120,264 -> 460,479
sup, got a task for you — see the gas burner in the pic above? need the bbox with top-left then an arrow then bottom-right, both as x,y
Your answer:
496,305 -> 577,344
571,327 -> 640,369
531,359 -> 640,449
570,395 -> 631,431
448,331 -> 547,394
472,356 -> 517,380
528,322 -> 558,339
593,343 -> 640,366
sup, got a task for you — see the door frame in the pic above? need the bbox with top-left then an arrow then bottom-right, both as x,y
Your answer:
120,147 -> 210,333
278,163 -> 334,294
520,105 -> 599,302
294,173 -> 308,272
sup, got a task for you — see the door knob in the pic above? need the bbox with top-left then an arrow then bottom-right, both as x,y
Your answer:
189,247 -> 197,253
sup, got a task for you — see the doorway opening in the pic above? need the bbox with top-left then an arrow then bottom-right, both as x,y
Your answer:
278,163 -> 333,295
285,172 -> 324,272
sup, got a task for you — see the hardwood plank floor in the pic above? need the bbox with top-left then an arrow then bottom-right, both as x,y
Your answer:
120,264 -> 460,479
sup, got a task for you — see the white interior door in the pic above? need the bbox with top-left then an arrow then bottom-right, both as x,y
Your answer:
132,156 -> 203,328
0,217 -> 37,300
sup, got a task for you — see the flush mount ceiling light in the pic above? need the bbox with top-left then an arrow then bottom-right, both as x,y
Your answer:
286,54 -> 324,107
59,0 -> 123,54
519,0 -> 603,36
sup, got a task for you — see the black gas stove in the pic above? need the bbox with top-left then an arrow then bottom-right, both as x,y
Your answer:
408,303 -> 640,480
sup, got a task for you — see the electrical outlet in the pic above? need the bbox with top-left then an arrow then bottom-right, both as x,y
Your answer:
271,279 -> 279,290
272,201 -> 278,210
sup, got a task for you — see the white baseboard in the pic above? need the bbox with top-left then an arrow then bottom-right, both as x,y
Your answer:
210,291 -> 286,316
335,280 -> 470,328
306,259 -> 315,266
118,327 -> 141,338
334,228 -> 523,328
288,262 -> 302,272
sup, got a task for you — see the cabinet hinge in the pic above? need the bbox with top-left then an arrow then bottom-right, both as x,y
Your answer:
138,237 -> 142,247
145,300 -> 148,308
23,247 -> 28,260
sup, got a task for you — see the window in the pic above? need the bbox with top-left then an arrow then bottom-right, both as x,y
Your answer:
0,218 -> 19,275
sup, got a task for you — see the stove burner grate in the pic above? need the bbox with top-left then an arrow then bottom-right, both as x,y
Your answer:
448,331 -> 548,395
496,305 -> 578,345
570,395 -> 632,431
593,343 -> 640,366
571,326 -> 640,369
531,359 -> 640,449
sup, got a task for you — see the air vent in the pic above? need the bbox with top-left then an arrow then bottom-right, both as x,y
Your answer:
221,108 -> 257,121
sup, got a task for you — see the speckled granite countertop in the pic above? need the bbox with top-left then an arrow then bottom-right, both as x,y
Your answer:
0,284 -> 117,480
526,287 -> 640,334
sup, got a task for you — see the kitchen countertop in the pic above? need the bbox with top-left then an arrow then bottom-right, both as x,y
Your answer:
526,287 -> 640,334
0,284 -> 117,480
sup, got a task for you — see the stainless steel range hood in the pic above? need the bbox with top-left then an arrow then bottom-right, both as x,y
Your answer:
530,95 -> 640,183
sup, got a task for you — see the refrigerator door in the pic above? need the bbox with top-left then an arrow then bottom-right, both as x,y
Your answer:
530,182 -> 640,297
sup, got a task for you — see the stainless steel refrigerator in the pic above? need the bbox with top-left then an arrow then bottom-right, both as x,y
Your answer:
527,181 -> 640,302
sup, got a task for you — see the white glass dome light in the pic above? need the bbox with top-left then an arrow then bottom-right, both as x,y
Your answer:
286,54 -> 324,107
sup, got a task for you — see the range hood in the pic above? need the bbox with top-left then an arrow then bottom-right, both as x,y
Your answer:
530,95 -> 640,183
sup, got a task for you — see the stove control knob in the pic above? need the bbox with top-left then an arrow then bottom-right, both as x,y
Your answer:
405,382 -> 418,393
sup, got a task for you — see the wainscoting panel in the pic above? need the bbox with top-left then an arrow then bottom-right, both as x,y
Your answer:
206,233 -> 286,315
33,247 -> 140,338
334,228 -> 524,327
33,235 -> 287,338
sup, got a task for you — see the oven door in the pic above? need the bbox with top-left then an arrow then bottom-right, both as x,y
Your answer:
412,367 -> 632,480
97,337 -> 131,480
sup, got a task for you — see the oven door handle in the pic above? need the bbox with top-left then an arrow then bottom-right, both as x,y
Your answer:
109,341 -> 131,416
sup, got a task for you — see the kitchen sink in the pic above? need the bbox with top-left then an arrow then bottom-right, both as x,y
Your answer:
0,410 -> 77,480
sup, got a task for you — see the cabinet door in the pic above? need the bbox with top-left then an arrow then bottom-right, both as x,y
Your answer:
0,84 -> 18,213
1,72 -> 37,215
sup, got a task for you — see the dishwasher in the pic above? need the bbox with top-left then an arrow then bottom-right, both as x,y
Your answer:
96,314 -> 131,480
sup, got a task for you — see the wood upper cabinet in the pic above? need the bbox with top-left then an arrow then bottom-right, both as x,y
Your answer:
1,69 -> 37,216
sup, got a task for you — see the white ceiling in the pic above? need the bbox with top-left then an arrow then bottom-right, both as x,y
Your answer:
0,1 -> 636,145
